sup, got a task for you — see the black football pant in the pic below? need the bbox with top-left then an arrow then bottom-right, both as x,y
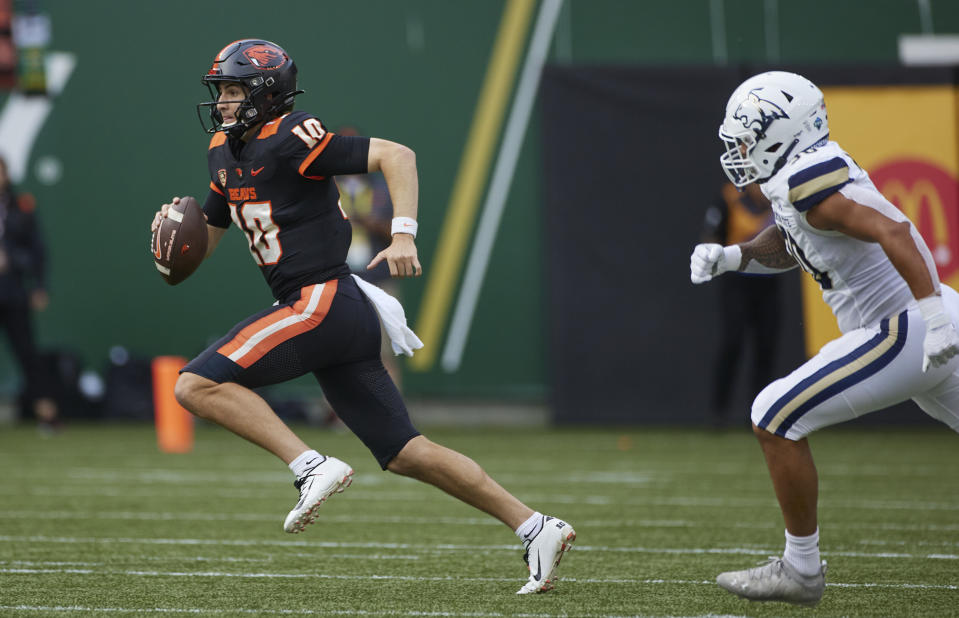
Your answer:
183,275 -> 420,468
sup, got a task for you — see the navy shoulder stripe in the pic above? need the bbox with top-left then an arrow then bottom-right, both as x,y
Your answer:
788,157 -> 851,212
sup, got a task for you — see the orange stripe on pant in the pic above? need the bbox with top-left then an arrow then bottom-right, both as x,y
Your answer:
216,280 -> 338,368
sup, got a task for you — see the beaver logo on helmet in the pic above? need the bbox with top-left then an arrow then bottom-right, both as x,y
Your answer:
243,45 -> 286,70
197,39 -> 302,138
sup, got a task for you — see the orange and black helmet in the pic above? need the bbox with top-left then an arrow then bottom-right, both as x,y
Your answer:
196,39 -> 303,138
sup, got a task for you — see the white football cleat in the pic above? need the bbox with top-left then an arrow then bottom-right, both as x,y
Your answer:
283,455 -> 354,533
716,556 -> 827,607
516,516 -> 576,594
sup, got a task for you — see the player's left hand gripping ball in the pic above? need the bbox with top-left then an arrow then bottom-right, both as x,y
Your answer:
151,196 -> 208,285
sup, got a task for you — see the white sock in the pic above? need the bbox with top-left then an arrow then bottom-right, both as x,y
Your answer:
783,528 -> 821,577
515,512 -> 544,542
288,450 -> 325,478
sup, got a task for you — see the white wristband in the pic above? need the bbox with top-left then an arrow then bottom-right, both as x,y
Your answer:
723,245 -> 742,272
391,216 -> 418,238
918,293 -> 949,327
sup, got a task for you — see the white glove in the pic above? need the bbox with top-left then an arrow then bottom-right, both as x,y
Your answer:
690,243 -> 742,284
918,295 -> 959,372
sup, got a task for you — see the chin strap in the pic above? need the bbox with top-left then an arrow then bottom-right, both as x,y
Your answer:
224,122 -> 250,139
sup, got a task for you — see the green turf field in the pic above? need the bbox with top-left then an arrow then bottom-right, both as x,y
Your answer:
0,421 -> 956,617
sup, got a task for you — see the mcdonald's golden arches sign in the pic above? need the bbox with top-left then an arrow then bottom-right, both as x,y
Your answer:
800,84 -> 959,357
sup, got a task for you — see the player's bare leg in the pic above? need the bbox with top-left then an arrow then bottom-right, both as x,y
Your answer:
387,435 -> 531,528
715,424 -> 826,606
175,372 -> 354,533
753,424 -> 818,535
175,372 -> 310,463
387,435 -> 576,593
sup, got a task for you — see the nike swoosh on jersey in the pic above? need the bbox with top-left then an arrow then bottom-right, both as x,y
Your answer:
251,166 -> 265,176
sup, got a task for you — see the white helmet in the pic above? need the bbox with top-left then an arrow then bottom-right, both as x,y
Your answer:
719,71 -> 829,186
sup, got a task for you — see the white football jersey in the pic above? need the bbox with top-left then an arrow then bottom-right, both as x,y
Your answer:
761,140 -> 937,334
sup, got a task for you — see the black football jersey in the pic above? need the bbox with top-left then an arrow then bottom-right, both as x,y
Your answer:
203,110 -> 371,301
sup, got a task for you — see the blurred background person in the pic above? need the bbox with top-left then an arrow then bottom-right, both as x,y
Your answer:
336,125 -> 404,390
701,180 -> 781,427
0,155 -> 58,431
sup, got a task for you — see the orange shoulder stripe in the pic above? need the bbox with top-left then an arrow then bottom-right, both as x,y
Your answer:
257,118 -> 282,140
209,180 -> 224,196
297,132 -> 335,180
208,132 -> 227,149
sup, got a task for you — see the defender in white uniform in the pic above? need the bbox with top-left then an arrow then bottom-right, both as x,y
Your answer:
690,71 -> 959,607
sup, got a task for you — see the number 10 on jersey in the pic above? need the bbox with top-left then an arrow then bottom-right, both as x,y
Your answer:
230,201 -> 282,265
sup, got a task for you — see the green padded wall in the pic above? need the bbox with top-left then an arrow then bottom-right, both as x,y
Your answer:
0,0 -> 956,402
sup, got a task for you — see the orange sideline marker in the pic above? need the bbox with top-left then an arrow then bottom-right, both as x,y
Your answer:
151,356 -> 193,453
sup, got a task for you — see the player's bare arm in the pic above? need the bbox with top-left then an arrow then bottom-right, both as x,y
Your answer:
806,192 -> 937,299
366,138 -> 422,278
367,138 -> 417,220
738,225 -> 796,272
206,225 -> 226,258
691,223 -> 795,284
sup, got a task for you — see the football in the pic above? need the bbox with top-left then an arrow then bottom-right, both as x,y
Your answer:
151,196 -> 208,285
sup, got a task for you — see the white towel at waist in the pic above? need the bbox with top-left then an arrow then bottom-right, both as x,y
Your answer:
351,274 -> 424,357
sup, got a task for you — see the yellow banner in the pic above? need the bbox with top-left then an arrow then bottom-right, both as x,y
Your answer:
800,85 -> 959,357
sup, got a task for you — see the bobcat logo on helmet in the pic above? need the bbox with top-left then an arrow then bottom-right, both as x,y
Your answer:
243,44 -> 286,70
733,88 -> 789,140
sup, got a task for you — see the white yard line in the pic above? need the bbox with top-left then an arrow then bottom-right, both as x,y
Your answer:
3,484 -> 957,512
3,463 -> 951,485
1,554 -> 420,566
0,534 -> 955,560
2,509 -> 958,533
0,564 -> 955,589
0,606 -> 729,618
0,510 -> 708,528
0,608 -> 567,617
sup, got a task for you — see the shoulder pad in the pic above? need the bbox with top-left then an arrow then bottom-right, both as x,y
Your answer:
208,132 -> 227,150
256,110 -> 315,141
787,157 -> 851,212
